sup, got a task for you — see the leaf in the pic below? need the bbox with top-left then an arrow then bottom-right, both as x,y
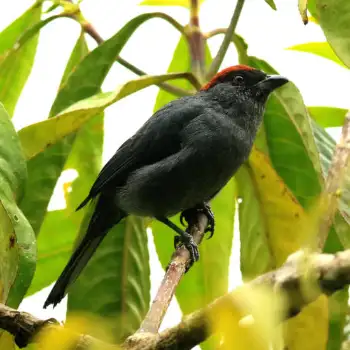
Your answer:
235,35 -> 330,350
0,4 -> 42,116
26,210 -> 77,296
264,0 -> 277,10
19,12 -> 176,236
308,106 -> 347,128
317,0 -> 350,68
18,73 -> 194,160
235,35 -> 323,208
139,0 -> 205,8
287,42 -> 347,68
298,0 -> 309,24
68,216 -> 150,343
0,104 -> 35,348
237,149 -> 328,350
25,33 -> 99,296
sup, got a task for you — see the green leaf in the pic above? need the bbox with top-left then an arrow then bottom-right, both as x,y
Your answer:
19,73 -> 194,160
235,35 -> 330,350
139,0 -> 205,8
68,216 -> 150,343
0,104 -> 35,308
308,106 -> 347,128
25,33 -> 100,296
0,4 -> 42,116
19,12 -> 176,236
236,167 -> 272,280
235,35 -> 323,208
287,42 -> 347,68
26,210 -> 76,295
317,0 -> 350,68
264,0 -> 277,10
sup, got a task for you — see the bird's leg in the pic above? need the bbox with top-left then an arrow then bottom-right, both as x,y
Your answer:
180,202 -> 215,239
155,216 -> 199,264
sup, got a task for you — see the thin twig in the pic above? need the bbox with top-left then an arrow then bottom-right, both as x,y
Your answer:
318,111 -> 350,249
75,14 -> 195,96
137,214 -> 208,333
206,0 -> 245,79
204,28 -> 226,39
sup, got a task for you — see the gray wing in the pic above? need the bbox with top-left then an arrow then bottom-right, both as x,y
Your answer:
76,97 -> 205,210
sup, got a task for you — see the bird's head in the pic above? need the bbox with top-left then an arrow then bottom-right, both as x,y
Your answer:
201,65 -> 288,103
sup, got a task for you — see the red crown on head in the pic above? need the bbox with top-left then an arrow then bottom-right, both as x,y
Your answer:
201,65 -> 255,91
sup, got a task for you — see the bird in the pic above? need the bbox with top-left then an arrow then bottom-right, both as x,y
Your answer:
43,65 -> 288,308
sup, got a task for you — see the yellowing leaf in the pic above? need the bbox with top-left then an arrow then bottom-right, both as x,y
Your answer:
139,0 -> 205,8
287,42 -> 347,68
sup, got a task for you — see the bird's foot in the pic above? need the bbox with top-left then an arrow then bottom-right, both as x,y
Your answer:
180,203 -> 215,239
173,231 -> 200,269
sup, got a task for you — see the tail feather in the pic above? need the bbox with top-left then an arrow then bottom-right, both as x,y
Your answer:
44,196 -> 126,308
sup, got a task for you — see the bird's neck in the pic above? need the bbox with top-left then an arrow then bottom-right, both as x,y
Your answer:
202,85 -> 264,137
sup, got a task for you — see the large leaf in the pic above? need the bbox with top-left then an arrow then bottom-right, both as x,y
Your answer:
235,35 -> 323,207
0,104 -> 36,348
317,0 -> 350,68
19,73 -> 194,160
308,106 -> 347,128
235,35 -> 331,350
287,42 -> 347,68
0,4 -> 42,116
68,215 -> 150,343
26,34 -> 91,296
237,149 -> 328,350
19,12 -> 179,236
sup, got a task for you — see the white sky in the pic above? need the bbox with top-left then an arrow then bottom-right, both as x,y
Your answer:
0,0 -> 349,338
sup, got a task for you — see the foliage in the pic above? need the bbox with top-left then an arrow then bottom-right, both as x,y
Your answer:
0,0 -> 349,349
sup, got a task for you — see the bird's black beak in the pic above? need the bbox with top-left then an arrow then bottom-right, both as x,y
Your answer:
256,74 -> 289,94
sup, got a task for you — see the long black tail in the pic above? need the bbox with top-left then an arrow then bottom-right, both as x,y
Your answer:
44,195 -> 126,308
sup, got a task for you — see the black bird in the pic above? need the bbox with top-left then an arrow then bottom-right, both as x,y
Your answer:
44,65 -> 288,308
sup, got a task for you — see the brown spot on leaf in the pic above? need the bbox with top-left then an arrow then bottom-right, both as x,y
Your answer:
260,174 -> 266,179
295,212 -> 300,218
9,234 -> 16,248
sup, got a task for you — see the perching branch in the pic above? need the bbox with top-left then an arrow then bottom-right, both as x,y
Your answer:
3,249 -> 350,349
318,111 -> 350,249
206,0 -> 245,79
137,214 -> 208,334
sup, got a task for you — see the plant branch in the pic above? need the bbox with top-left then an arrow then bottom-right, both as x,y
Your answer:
187,0 -> 206,82
73,13 -> 194,97
3,249 -> 350,349
206,0 -> 245,79
204,28 -> 226,39
318,111 -> 350,249
137,214 -> 208,334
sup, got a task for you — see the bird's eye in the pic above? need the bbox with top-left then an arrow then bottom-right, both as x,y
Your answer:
234,75 -> 244,84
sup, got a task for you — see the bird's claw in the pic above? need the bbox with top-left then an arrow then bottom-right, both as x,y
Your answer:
180,203 -> 215,239
173,232 -> 199,271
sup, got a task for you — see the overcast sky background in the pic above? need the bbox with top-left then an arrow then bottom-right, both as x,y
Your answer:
0,0 -> 349,334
